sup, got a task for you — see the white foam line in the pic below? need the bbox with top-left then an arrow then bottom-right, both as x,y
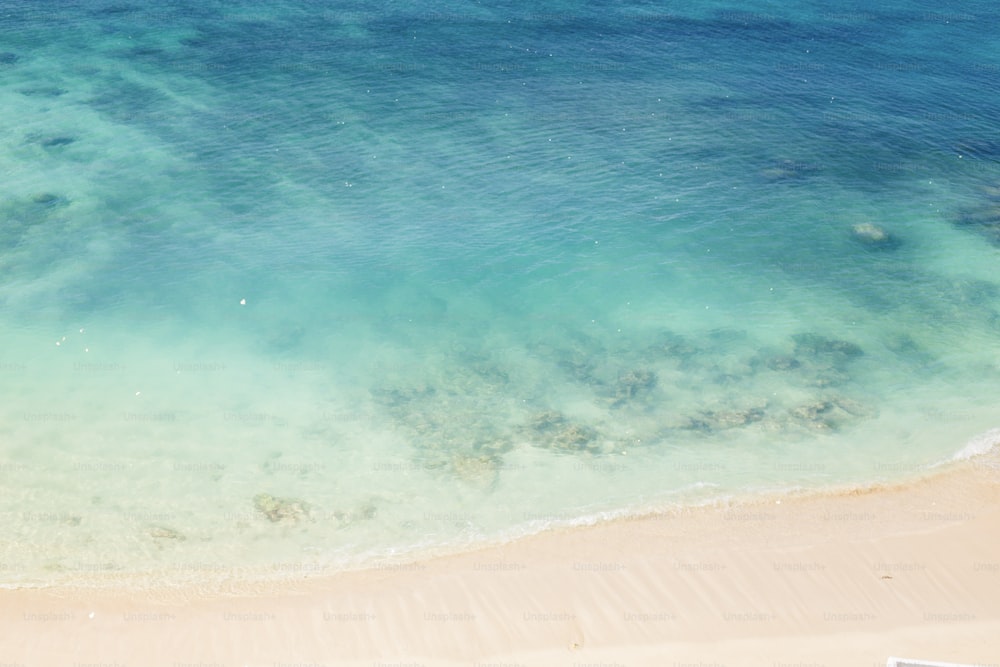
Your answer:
950,427 -> 1000,461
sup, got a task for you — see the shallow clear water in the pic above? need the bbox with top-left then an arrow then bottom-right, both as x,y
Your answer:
2,0 -> 1000,586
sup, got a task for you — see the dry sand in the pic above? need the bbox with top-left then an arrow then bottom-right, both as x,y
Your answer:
4,448 -> 1000,667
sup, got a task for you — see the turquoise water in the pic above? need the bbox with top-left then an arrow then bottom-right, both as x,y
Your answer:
2,1 -> 1000,586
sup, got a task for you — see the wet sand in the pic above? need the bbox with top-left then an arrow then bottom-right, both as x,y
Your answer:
4,448 -> 1000,667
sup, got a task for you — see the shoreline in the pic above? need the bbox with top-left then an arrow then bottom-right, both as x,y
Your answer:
2,455 -> 988,595
4,448 -> 1000,665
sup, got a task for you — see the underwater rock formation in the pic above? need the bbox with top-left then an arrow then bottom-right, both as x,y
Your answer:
646,331 -> 700,363
415,436 -> 508,490
773,333 -> 865,387
467,362 -> 511,386
786,396 -> 877,431
557,357 -> 598,384
611,369 -> 657,406
371,366 -> 521,492
528,410 -> 565,432
450,452 -> 501,489
552,424 -> 599,451
789,401 -> 837,427
18,86 -> 67,97
253,493 -> 310,523
808,370 -> 851,388
149,526 -> 185,540
370,384 -> 437,410
683,406 -> 766,431
31,193 -> 61,205
326,501 -> 377,526
851,222 -> 900,249
765,355 -> 801,371
955,203 -> 1000,245
792,333 -> 864,363
527,411 -> 603,454
40,136 -> 76,147
753,335 -> 862,388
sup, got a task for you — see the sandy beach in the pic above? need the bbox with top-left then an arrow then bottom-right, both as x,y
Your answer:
4,447 -> 1000,667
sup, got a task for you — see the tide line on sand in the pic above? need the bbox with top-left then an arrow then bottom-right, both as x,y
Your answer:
3,445 -> 1000,666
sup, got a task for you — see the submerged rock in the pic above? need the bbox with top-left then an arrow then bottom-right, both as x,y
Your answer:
370,384 -> 436,409
851,222 -> 888,243
792,333 -> 864,362
41,136 -> 75,147
450,452 -> 501,489
31,193 -> 61,205
475,437 -> 514,458
326,501 -> 377,526
706,328 -> 750,344
684,406 -> 766,431
612,369 -> 657,405
955,205 -> 1000,245
552,423 -> 598,451
885,333 -> 936,366
851,222 -> 900,249
529,410 -> 567,432
129,46 -> 165,58
787,396 -> 876,430
18,86 -> 67,97
253,493 -> 310,523
0,52 -> 18,65
526,411 -> 603,454
31,193 -> 68,209
149,526 -> 185,540
957,205 -> 1000,226
809,370 -> 851,388
557,357 -> 597,384
790,401 -> 836,423
765,355 -> 801,371
649,332 -> 700,361
830,396 -> 877,419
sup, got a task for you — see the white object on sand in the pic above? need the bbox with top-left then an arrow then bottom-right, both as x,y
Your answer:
887,658 -> 983,667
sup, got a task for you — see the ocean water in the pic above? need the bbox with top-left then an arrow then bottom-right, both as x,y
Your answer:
2,0 -> 1000,587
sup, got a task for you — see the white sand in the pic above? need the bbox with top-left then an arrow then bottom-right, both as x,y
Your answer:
4,449 -> 1000,667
